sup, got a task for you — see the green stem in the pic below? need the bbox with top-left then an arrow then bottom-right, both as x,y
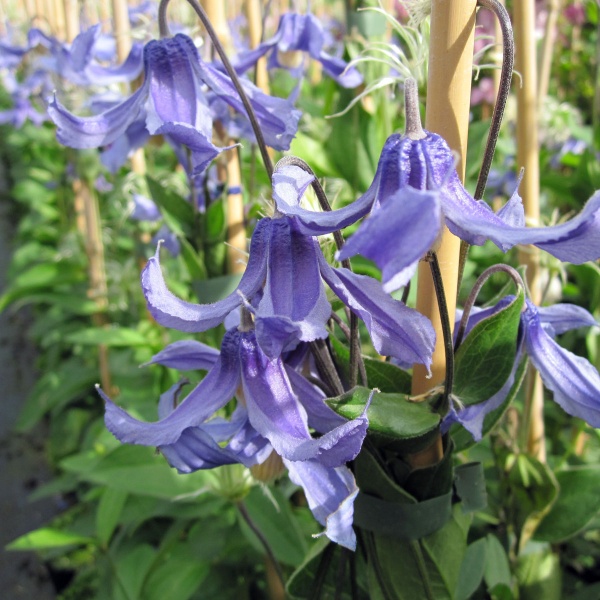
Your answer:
409,540 -> 436,600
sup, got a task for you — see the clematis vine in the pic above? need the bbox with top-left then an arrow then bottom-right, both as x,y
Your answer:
443,293 -> 600,440
273,78 -> 600,292
48,33 -> 301,177
233,11 -> 363,88
142,169 -> 435,367
100,324 -> 369,549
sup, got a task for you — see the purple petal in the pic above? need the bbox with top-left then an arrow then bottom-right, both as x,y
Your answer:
145,339 -> 220,371
317,51 -> 363,87
525,305 -> 600,427
195,58 -> 301,151
159,407 -> 271,473
272,164 -> 374,236
284,458 -> 359,550
285,366 -> 346,432
338,187 -> 442,291
85,43 -> 144,85
102,329 -> 242,446
130,193 -> 161,221
538,303 -> 598,335
142,219 -> 269,332
145,35 -> 213,139
444,187 -> 600,263
255,217 -> 331,357
319,257 -> 435,369
240,331 -> 368,466
48,84 -> 148,148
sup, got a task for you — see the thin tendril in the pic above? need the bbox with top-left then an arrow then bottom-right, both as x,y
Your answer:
458,0 -> 515,292
454,263 -> 525,351
275,155 -> 362,389
158,0 -> 274,179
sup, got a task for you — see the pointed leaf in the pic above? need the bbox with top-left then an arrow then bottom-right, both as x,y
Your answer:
454,288 -> 524,405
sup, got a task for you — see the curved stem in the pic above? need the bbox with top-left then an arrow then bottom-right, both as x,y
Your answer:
454,263 -> 525,350
237,501 -> 285,591
427,252 -> 454,410
158,0 -> 274,179
458,0 -> 514,293
474,0 -> 514,201
275,155 -> 361,389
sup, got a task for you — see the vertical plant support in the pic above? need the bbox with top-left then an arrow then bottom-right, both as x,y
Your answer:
246,0 -> 270,93
112,0 -> 146,174
514,0 -> 546,461
204,0 -> 247,276
410,0 -> 476,466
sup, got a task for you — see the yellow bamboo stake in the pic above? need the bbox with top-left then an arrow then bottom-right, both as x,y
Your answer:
410,0 -> 476,468
205,0 -> 247,276
111,0 -> 147,174
44,0 -> 58,33
246,0 -> 270,93
537,0 -> 561,106
54,0 -> 67,39
514,0 -> 546,462
63,0 -> 78,43
201,0 -> 233,54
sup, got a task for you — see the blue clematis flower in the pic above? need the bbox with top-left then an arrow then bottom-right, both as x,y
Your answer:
100,327 -> 367,549
233,11 -> 363,88
142,206 -> 435,367
48,33 -> 300,176
273,115 -> 600,292
443,297 -> 600,439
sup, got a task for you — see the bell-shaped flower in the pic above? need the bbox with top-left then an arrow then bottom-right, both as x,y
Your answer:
142,208 -> 434,367
233,11 -> 362,88
273,100 -> 600,292
444,297 -> 600,439
49,33 -> 300,176
100,327 -> 367,548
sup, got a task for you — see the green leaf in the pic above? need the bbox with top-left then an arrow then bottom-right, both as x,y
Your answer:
16,358 -> 97,432
516,545 -> 562,600
179,237 -> 207,280
111,543 -> 156,600
0,261 -> 85,312
451,357 -> 528,452
96,488 -> 128,545
330,334 -> 412,394
287,539 -> 359,600
6,528 -> 93,551
146,176 -> 195,237
327,387 -> 440,450
192,273 -> 242,304
62,445 -> 211,499
204,196 -> 226,242
484,534 -> 512,591
141,544 -> 210,600
534,466 -> 600,543
454,288 -> 524,405
66,326 -> 149,347
239,486 -> 308,567
507,455 -> 559,550
366,505 -> 471,600
456,538 -> 487,600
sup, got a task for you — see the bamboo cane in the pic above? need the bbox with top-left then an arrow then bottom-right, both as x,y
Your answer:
54,0 -> 67,39
246,0 -> 270,93
63,0 -> 78,43
410,0 -> 476,468
111,0 -> 147,174
538,0 -> 561,107
111,0 -> 131,61
514,0 -> 546,462
204,0 -> 247,276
